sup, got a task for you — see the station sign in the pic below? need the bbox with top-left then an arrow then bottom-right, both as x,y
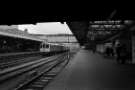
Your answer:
90,20 -> 122,25
89,20 -> 131,31
89,20 -> 131,25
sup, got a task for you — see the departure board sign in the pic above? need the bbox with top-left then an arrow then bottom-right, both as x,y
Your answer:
88,20 -> 128,31
90,20 -> 122,25
90,25 -> 122,30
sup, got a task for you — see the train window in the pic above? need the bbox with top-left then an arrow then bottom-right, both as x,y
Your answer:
46,44 -> 49,48
40,44 -> 43,48
43,44 -> 45,48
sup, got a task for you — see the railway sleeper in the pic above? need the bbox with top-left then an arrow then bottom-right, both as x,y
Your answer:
39,76 -> 53,80
32,81 -> 48,85
43,73 -> 57,77
26,86 -> 43,90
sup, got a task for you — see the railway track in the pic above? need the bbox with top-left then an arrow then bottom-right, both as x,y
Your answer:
0,52 -> 66,70
14,53 -> 69,90
0,52 -> 65,70
0,52 -> 43,70
0,52 -> 41,62
0,52 -> 69,90
0,56 -> 43,70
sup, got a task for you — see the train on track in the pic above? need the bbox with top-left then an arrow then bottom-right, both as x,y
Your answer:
40,42 -> 68,53
0,29 -> 69,55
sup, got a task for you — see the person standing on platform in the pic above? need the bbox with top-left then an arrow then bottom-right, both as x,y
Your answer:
110,47 -> 114,56
120,44 -> 128,64
115,43 -> 122,63
115,43 -> 127,64
106,46 -> 110,56
92,47 -> 96,53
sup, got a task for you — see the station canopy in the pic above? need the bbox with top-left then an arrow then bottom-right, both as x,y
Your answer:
66,20 -> 134,45
0,8 -> 134,45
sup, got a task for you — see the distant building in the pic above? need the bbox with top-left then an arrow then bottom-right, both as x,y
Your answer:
29,34 -> 48,42
45,34 -> 77,43
0,27 -> 44,42
24,29 -> 28,33
31,34 -> 77,43
31,34 -> 80,50
0,25 -> 18,30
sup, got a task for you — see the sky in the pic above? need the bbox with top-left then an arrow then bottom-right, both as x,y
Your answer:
18,22 -> 72,34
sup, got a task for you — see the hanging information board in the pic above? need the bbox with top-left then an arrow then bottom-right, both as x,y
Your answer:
132,36 -> 135,63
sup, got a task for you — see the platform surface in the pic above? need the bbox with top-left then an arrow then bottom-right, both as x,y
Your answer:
44,50 -> 135,90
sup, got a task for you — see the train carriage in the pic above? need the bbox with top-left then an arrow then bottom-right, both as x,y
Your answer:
40,42 -> 50,52
40,42 -> 69,56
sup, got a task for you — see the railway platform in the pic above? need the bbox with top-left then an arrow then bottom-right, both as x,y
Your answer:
44,49 -> 135,90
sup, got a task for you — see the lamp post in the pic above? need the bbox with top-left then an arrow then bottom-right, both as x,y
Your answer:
68,32 -> 70,52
